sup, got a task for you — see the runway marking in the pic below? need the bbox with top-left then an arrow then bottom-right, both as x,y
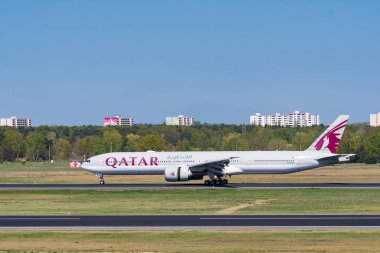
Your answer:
200,217 -> 380,220
2,226 -> 380,231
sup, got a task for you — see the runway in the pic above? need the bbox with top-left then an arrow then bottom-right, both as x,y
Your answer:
1,183 -> 380,190
1,215 -> 380,230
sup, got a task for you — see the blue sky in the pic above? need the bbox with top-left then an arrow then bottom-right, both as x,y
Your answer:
1,0 -> 379,125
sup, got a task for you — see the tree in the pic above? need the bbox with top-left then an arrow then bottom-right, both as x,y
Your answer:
138,134 -> 165,151
1,129 -> 24,161
55,138 -> 71,160
25,132 -> 46,161
101,129 -> 123,153
222,133 -> 250,151
267,138 -> 288,151
125,133 -> 140,152
74,136 -> 102,158
293,132 -> 308,151
46,131 -> 57,161
160,126 -> 180,150
179,139 -> 191,151
0,122 -> 377,163
250,127 -> 272,150
365,128 -> 380,162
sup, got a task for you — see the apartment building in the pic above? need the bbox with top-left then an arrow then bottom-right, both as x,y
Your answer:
0,116 -> 32,127
250,111 -> 320,127
104,115 -> 134,126
166,115 -> 194,126
370,113 -> 380,127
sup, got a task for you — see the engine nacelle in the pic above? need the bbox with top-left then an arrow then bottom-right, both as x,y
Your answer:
165,166 -> 192,182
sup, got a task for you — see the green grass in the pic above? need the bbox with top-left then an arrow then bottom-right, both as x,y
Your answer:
1,230 -> 380,252
0,189 -> 380,215
0,161 -> 70,171
1,164 -> 379,252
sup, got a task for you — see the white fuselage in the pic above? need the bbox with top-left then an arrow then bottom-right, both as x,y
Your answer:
81,150 -> 334,176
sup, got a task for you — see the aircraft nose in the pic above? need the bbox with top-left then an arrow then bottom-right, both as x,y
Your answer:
80,158 -> 97,172
80,160 -> 90,170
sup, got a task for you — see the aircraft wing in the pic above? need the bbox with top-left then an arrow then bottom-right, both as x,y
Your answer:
189,157 -> 239,175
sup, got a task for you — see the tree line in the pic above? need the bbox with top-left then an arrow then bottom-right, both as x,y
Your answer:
0,123 -> 379,163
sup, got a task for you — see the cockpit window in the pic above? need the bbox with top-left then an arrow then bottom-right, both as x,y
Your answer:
86,160 -> 91,163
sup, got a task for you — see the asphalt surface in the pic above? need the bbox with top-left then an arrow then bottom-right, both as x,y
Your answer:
1,183 -> 380,190
1,215 -> 380,230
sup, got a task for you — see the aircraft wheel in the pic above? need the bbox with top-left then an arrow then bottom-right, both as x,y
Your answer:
204,180 -> 211,185
100,180 -> 105,185
215,179 -> 221,185
222,179 -> 228,185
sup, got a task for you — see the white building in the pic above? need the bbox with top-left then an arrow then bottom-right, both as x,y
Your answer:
166,115 -> 194,126
250,111 -> 320,127
370,113 -> 380,127
288,111 -> 320,127
0,116 -> 32,128
104,115 -> 134,126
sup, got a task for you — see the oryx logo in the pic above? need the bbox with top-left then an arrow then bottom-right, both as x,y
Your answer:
315,119 -> 348,153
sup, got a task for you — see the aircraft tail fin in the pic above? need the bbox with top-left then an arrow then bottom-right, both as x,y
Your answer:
307,115 -> 349,154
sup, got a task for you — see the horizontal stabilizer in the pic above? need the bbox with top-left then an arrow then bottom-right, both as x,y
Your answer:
316,154 -> 356,163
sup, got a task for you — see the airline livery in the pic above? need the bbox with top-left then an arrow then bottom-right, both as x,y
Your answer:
81,115 -> 355,185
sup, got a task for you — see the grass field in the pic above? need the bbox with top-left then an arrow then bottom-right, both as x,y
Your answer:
1,230 -> 380,252
0,162 -> 380,184
1,162 -> 380,252
0,161 -> 68,170
0,188 -> 380,215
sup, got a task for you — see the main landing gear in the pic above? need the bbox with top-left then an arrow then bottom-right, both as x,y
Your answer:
204,178 -> 228,186
96,173 -> 105,185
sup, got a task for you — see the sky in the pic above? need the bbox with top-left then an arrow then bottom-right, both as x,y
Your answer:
0,0 -> 379,126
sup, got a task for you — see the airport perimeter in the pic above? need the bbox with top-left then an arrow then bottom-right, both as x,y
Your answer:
0,163 -> 380,252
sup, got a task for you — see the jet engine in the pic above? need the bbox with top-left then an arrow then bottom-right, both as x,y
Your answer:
165,166 -> 201,182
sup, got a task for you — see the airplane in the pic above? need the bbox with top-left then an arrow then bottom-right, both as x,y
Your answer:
81,115 -> 356,185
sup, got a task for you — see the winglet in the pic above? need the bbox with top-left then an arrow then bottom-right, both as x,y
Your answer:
307,115 -> 349,154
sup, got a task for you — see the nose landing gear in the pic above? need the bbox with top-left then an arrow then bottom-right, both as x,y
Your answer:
96,173 -> 105,185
